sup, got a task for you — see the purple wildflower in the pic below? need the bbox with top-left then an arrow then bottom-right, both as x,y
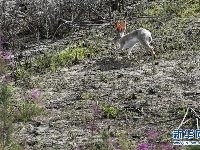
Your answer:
138,143 -> 148,150
4,51 -> 12,60
31,89 -> 40,99
160,143 -> 172,150
5,75 -> 12,83
155,132 -> 159,138
0,51 -> 2,58
148,130 -> 154,138
148,130 -> 159,139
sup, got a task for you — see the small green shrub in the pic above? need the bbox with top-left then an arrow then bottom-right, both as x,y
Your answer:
102,104 -> 117,118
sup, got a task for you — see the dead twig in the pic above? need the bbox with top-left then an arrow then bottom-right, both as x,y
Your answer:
178,107 -> 200,129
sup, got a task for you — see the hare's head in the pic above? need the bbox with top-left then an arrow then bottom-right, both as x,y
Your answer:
115,21 -> 126,37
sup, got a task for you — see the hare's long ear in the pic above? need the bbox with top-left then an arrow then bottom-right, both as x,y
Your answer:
115,21 -> 121,31
121,21 -> 126,31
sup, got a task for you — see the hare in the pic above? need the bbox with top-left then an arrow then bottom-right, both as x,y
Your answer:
115,21 -> 156,60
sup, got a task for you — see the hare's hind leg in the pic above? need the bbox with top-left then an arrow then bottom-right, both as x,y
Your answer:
138,38 -> 156,60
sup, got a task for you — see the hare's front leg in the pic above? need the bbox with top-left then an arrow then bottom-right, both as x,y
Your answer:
117,43 -> 124,51
127,47 -> 132,57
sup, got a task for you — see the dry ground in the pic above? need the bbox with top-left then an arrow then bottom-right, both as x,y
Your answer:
13,37 -> 200,149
